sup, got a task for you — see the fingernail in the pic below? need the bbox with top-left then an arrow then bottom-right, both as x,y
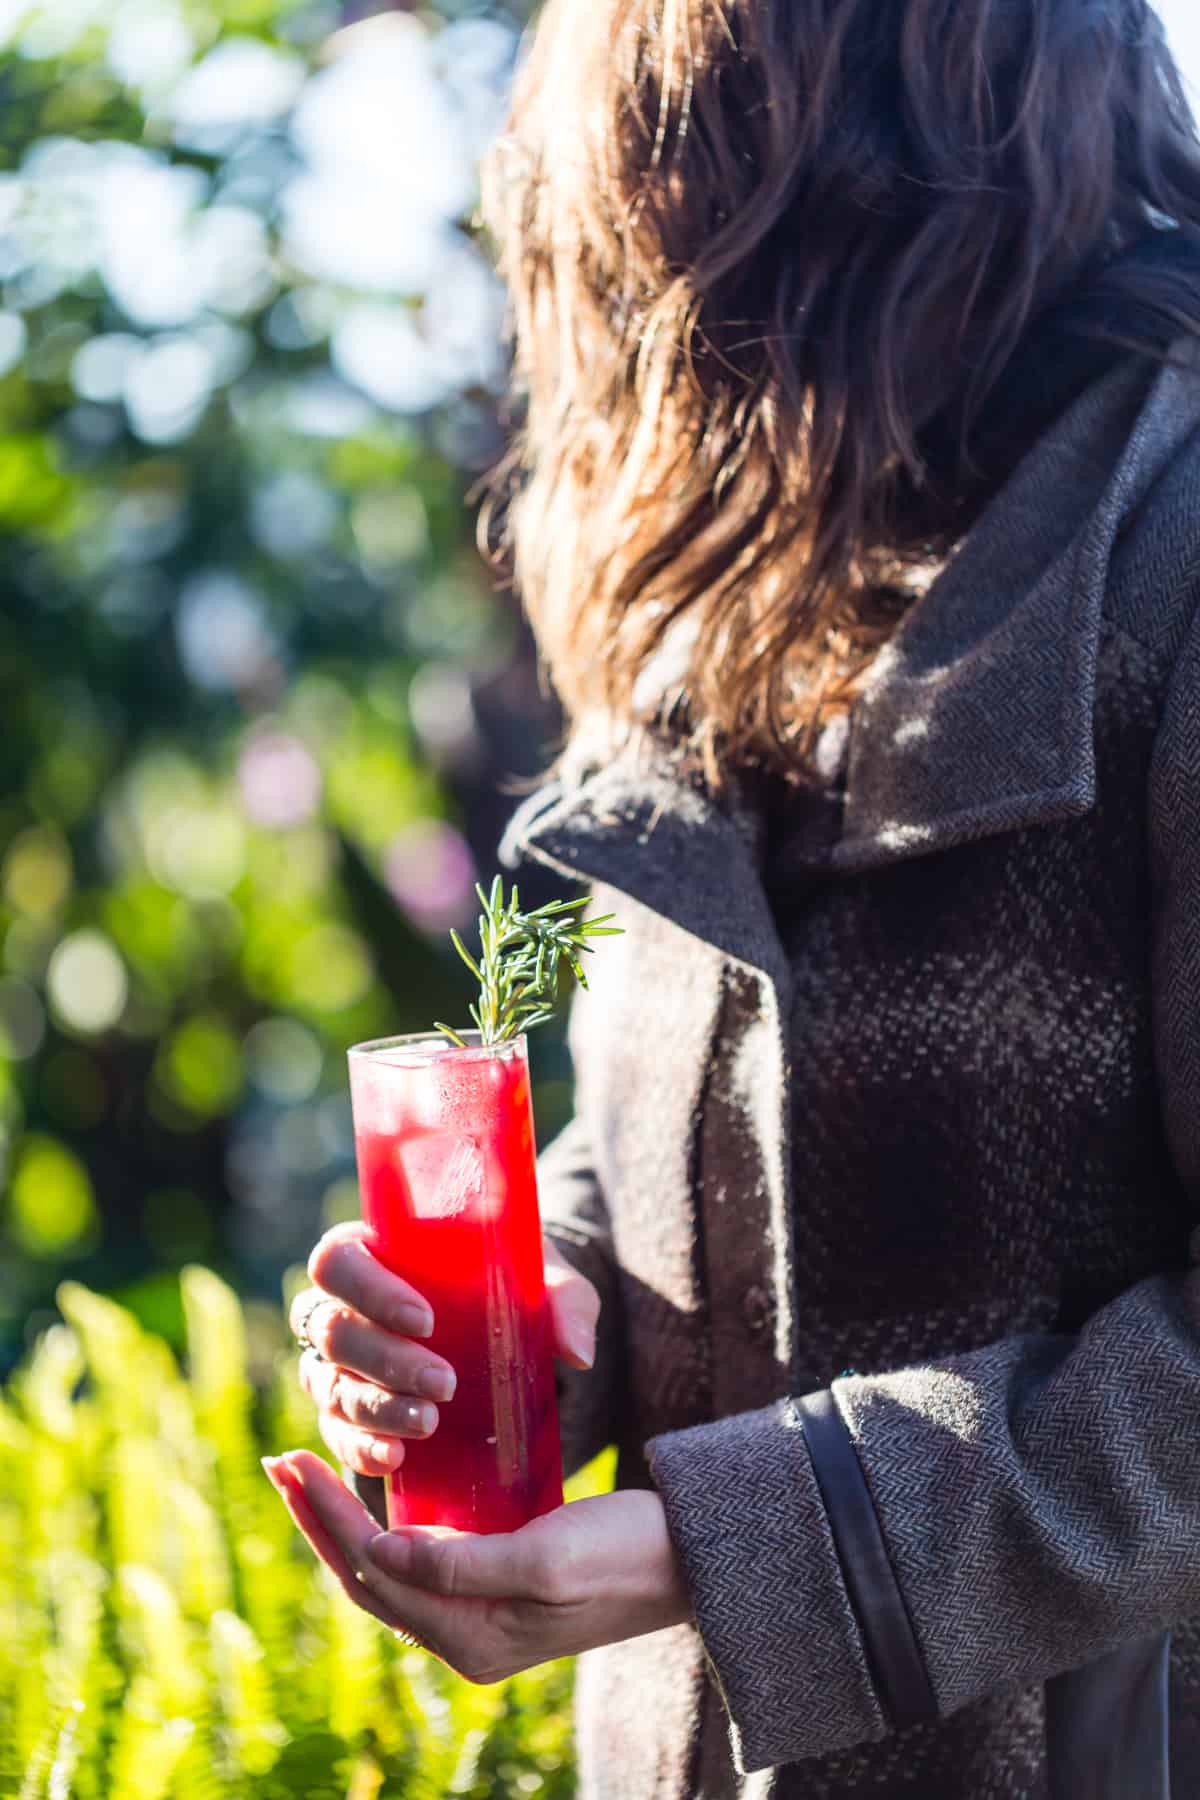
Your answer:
567,1325 -> 595,1368
400,1305 -> 435,1339
365,1532 -> 411,1577
401,1400 -> 438,1435
262,1456 -> 300,1507
417,1365 -> 456,1403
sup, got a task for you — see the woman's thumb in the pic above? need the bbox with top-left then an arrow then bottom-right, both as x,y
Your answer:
543,1237 -> 600,1369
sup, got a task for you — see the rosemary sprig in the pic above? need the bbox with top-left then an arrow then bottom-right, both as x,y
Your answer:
435,874 -> 623,1048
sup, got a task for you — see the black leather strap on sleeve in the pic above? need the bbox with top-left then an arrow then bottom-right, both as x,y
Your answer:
796,1388 -> 938,1732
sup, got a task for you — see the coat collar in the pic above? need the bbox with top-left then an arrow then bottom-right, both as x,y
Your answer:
502,344 -> 1200,978
833,342 -> 1200,872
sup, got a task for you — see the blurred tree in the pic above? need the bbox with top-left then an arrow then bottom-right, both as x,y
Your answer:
0,0 -> 567,1371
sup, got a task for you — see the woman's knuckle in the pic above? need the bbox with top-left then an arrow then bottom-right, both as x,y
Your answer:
300,1348 -> 331,1405
350,1380 -> 384,1423
428,1547 -> 457,1596
409,1539 -> 453,1594
316,1407 -> 341,1458
320,1224 -> 372,1286
382,1347 -> 419,1393
337,1427 -> 385,1475
316,1304 -> 352,1361
524,1542 -> 565,1602
535,1563 -> 567,1605
441,1545 -> 470,1597
378,1388 -> 421,1431
289,1287 -> 316,1336
306,1235 -> 338,1287
339,1379 -> 385,1428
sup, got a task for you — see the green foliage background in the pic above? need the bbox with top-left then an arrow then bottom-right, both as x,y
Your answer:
2,1268 -> 613,1797
0,0 -> 602,1792
0,0 -> 566,1368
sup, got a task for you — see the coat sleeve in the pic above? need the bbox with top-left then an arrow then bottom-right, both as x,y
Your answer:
644,606 -> 1200,1775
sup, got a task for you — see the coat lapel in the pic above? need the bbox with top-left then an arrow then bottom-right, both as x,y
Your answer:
500,759 -> 793,1003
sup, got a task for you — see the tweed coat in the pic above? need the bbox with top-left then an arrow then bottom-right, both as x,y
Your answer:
488,341 -> 1200,1799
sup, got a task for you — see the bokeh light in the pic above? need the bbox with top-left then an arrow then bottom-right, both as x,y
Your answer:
152,805 -> 247,901
9,1134 -> 99,1257
237,730 -> 322,830
286,15 -> 476,294
3,827 -> 72,917
168,36 -> 305,150
408,661 -> 479,765
250,471 -> 338,558
155,1013 -> 243,1121
175,573 -> 280,694
243,1016 -> 323,1104
46,930 -> 129,1035
384,817 -> 477,932
285,923 -> 373,1013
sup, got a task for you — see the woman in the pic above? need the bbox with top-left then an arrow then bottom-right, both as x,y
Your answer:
262,2 -> 1200,1793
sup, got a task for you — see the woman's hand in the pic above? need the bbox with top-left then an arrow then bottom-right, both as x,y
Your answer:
261,1450 -> 693,1681
287,1219 -> 601,1478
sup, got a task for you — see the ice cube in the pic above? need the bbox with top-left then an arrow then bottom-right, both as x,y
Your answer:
396,1133 -> 485,1218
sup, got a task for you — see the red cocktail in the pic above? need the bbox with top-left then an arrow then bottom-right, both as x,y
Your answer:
347,1031 -> 563,1534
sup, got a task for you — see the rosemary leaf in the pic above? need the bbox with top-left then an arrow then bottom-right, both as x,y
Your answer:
449,929 -> 483,982
435,875 -> 624,1048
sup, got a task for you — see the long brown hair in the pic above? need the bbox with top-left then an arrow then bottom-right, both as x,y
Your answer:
479,0 -> 1200,782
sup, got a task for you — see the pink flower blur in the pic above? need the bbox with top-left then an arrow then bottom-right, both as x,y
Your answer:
238,731 -> 323,828
383,819 -> 476,932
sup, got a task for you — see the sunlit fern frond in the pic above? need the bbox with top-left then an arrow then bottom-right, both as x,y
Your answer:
209,1608 -> 288,1778
6,1278 -> 588,1800
107,1674 -> 196,1800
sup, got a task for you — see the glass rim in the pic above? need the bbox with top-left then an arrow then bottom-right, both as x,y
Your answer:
347,1028 -> 527,1065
